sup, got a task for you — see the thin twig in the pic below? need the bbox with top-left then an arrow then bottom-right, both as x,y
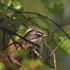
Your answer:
32,48 -> 54,68
47,38 -> 67,59
10,35 -> 25,50
0,12 -> 15,22
44,41 -> 57,70
32,48 -> 43,60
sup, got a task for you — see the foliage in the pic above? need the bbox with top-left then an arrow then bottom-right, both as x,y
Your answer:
0,0 -> 70,70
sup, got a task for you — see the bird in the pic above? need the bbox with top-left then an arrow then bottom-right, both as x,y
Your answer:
1,29 -> 47,69
7,29 -> 47,51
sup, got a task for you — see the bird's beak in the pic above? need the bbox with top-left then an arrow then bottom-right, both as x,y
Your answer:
43,34 -> 48,38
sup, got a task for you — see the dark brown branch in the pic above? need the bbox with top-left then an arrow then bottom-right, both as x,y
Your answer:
1,3 -> 69,39
23,11 -> 70,39
2,29 -> 13,63
0,26 -> 40,50
3,30 -> 6,49
10,35 -> 24,50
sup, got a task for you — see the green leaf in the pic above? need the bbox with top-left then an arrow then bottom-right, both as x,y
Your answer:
12,1 -> 22,10
60,36 -> 70,54
2,0 -> 12,7
41,0 -> 64,18
0,62 -> 6,70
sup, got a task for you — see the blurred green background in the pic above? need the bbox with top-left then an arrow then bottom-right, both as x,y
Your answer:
0,0 -> 70,70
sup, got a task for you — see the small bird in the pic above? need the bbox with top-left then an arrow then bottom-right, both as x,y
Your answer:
7,29 -> 47,51
1,29 -> 47,69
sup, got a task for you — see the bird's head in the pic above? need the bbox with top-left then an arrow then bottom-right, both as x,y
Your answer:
24,29 -> 47,44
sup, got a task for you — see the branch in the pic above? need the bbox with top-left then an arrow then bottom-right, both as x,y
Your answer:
23,11 -> 70,39
0,26 -> 40,50
44,41 -> 57,70
47,38 -> 67,59
32,48 -> 54,68
0,3 -> 69,39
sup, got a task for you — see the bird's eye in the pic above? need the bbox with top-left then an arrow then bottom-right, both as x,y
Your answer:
35,34 -> 42,37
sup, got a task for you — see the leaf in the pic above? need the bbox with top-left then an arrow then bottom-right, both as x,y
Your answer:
41,0 -> 55,9
0,62 -> 6,70
60,36 -> 70,54
1,0 -> 12,7
12,1 -> 22,10
41,0 -> 64,18
62,23 -> 70,36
